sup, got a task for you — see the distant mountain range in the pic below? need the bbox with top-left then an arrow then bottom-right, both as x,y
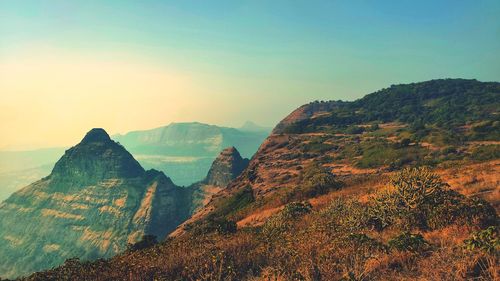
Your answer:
0,122 -> 269,200
113,121 -> 269,158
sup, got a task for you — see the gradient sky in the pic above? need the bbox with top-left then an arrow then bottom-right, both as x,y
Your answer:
1,1 -> 499,150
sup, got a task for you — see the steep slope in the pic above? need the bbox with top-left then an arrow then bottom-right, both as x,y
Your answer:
0,129 -> 190,279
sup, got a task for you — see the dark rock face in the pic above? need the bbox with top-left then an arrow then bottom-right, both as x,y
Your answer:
0,129 -> 190,279
205,147 -> 249,187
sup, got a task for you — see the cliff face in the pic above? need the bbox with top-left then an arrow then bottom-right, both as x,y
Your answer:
0,129 -> 190,279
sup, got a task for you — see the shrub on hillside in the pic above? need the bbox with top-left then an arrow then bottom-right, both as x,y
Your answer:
191,216 -> 237,235
319,198 -> 369,232
262,201 -> 312,239
368,167 -> 448,230
464,226 -> 499,254
292,163 -> 342,199
212,185 -> 254,218
470,145 -> 500,161
368,167 -> 498,231
388,232 -> 430,253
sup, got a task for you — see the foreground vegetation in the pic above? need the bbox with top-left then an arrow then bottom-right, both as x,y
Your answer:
19,167 -> 499,281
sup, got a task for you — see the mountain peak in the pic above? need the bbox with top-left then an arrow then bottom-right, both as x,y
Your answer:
205,146 -> 249,187
240,121 -> 271,133
50,128 -> 144,185
80,128 -> 111,144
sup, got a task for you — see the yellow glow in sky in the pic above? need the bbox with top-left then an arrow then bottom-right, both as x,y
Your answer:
0,50 -> 214,149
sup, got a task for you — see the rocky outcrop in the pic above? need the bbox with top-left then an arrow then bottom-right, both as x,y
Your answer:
0,129 -> 190,279
205,147 -> 249,187
188,147 -> 249,214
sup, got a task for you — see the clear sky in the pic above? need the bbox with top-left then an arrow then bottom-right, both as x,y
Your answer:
1,1 -> 499,150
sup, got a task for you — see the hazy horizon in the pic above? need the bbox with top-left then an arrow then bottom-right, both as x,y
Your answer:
1,1 -> 499,150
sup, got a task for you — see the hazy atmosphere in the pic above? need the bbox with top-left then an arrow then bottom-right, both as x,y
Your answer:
1,1 -> 500,280
1,0 -> 499,149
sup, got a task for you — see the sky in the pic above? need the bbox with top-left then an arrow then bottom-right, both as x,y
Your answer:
1,0 -> 499,150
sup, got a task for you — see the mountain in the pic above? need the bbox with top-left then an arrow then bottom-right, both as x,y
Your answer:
0,129 -> 191,279
20,79 -> 500,280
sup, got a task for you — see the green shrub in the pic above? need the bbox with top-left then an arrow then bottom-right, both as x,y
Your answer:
191,217 -> 237,235
280,201 -> 313,218
356,140 -> 426,169
464,226 -> 499,254
262,202 -> 312,239
294,163 -> 343,199
346,233 -> 386,252
212,185 -> 254,218
369,167 -> 448,230
470,145 -> 500,161
345,125 -> 365,134
388,232 -> 430,253
320,198 -> 369,232
369,167 -> 498,231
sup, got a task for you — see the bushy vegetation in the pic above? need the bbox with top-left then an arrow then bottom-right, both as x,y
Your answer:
283,79 -> 500,146
262,201 -> 312,239
23,167 -> 499,281
212,185 -> 255,219
368,167 -> 498,231
288,162 -> 343,200
464,226 -> 499,254
470,145 -> 500,161
388,232 -> 430,253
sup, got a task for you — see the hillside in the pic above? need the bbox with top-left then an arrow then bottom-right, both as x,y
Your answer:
19,79 -> 500,281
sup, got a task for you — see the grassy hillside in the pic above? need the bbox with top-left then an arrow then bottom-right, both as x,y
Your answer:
18,79 -> 500,281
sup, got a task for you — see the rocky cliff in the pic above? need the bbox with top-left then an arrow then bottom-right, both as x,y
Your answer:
188,147 -> 249,214
0,129 -> 190,279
